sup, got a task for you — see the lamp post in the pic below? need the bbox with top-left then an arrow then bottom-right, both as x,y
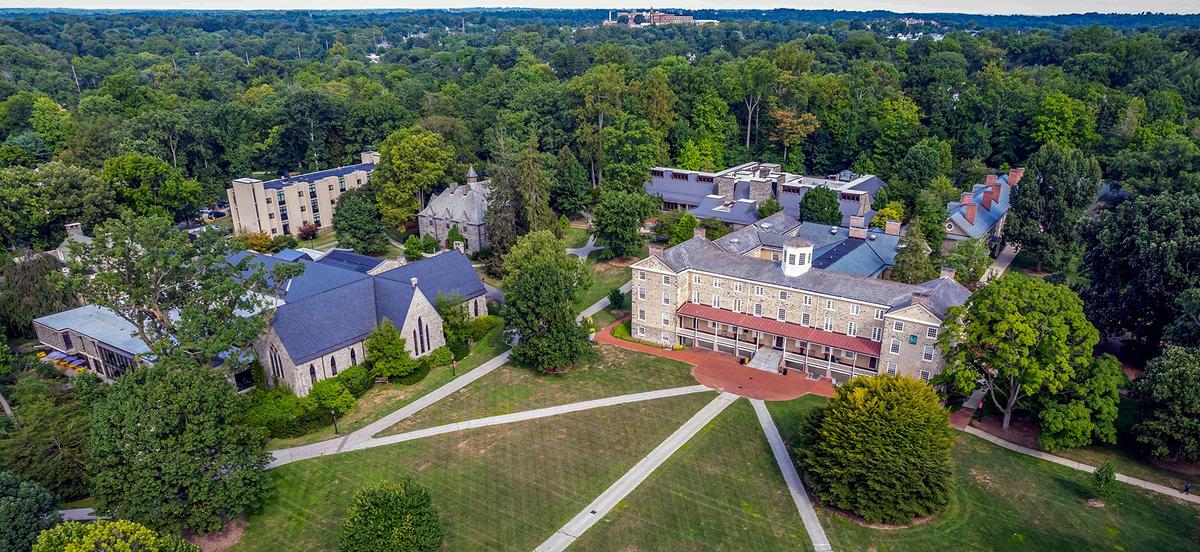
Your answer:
331,409 -> 338,435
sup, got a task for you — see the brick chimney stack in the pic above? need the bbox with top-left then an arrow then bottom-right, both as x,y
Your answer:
884,220 -> 901,236
1008,167 -> 1025,186
985,174 -> 999,186
940,267 -> 957,280
648,243 -> 665,257
693,227 -> 706,240
960,192 -> 973,206
849,215 -> 866,228
65,222 -> 83,237
964,202 -> 978,225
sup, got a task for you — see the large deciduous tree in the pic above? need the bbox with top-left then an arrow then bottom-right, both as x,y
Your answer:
364,319 -> 418,380
939,274 -> 1100,431
339,479 -> 444,552
1005,143 -> 1101,272
797,186 -> 841,225
100,152 -> 204,222
88,362 -> 272,534
501,231 -> 592,373
374,126 -> 453,232
800,375 -> 954,524
1082,193 -> 1200,352
592,189 -> 655,260
1131,347 -> 1200,463
942,237 -> 992,286
0,470 -> 60,552
67,212 -> 302,368
891,227 -> 939,284
0,254 -> 77,338
0,375 -> 93,500
332,187 -> 389,256
1035,353 -> 1124,451
601,117 -> 662,194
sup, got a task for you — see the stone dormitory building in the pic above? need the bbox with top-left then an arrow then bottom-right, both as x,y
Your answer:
34,246 -> 487,397
644,161 -> 886,229
629,211 -> 970,385
226,151 -> 380,237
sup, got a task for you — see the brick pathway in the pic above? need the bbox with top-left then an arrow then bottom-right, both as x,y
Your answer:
595,319 -> 835,401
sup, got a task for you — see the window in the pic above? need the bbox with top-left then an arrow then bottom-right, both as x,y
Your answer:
926,327 -> 939,339
662,313 -> 670,326
693,274 -> 701,284
638,309 -> 646,321
267,212 -> 275,220
890,339 -> 901,354
328,184 -> 334,191
713,296 -> 721,309
847,321 -> 858,337
350,349 -> 357,366
707,321 -> 716,329
754,304 -> 763,316
733,282 -> 743,292
779,290 -> 788,300
920,370 -> 931,382
276,191 -> 285,203
662,293 -> 671,306
637,326 -> 646,337
638,270 -> 646,281
875,309 -> 884,320
714,278 -> 723,288
266,197 -> 272,204
733,299 -> 742,312
801,312 -> 811,326
270,228 -> 278,235
661,332 -> 672,343
871,327 -> 883,342
751,286 -> 762,296
638,287 -> 646,300
309,364 -> 317,383
777,308 -> 786,321
922,346 -> 935,362
824,317 -> 833,332
338,176 -> 346,191
662,275 -> 672,285
850,304 -> 859,315
826,299 -> 835,310
886,362 -> 898,375
787,253 -> 796,264
693,291 -> 700,303
893,321 -> 904,332
298,190 -> 304,197
797,252 -> 808,265
330,356 -> 337,376
803,295 -> 812,306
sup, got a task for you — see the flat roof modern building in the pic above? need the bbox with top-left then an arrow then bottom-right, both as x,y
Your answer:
226,151 -> 379,237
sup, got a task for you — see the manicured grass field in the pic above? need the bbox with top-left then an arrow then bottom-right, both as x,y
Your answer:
572,399 -> 814,551
298,228 -> 338,251
267,325 -> 508,449
574,259 -> 631,313
1054,442 -> 1196,492
233,392 -> 717,552
765,395 -> 1200,551
563,226 -> 591,249
378,344 -> 696,436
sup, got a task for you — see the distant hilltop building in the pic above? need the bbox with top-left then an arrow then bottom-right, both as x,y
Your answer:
603,9 -> 718,28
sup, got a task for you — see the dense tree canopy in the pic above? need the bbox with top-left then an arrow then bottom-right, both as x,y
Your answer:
1131,347 -> 1200,463
0,470 -> 59,552
501,231 -> 592,373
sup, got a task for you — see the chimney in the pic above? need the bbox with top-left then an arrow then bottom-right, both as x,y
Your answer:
453,241 -> 466,254
848,226 -> 868,239
981,191 -> 994,211
65,222 -> 83,237
410,277 -> 419,289
985,174 -> 999,186
693,227 -> 706,239
1008,167 -> 1025,186
849,215 -> 865,228
648,243 -> 665,258
885,220 -> 901,236
758,166 -> 770,178
361,151 -> 381,165
959,192 -> 973,206
964,202 -> 977,225
940,267 -> 957,280
911,291 -> 932,307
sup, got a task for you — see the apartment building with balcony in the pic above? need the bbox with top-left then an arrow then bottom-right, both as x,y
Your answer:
226,151 -> 379,237
629,221 -> 969,385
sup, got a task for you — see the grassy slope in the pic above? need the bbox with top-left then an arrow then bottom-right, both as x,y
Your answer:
572,399 -> 814,551
234,392 -> 716,552
267,325 -> 507,449
574,258 -> 631,313
765,395 -> 1200,551
379,344 -> 696,436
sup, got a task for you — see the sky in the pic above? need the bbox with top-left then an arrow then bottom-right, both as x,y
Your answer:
2,1 -> 1195,17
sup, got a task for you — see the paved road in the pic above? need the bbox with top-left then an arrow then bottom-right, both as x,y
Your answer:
535,392 -> 738,552
269,350 -> 511,468
348,385 -> 713,453
751,400 -> 832,552
963,426 -> 1200,505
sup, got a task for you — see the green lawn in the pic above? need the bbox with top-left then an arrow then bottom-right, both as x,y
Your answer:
267,325 -> 508,449
378,343 -> 696,436
297,229 -> 339,251
574,259 -> 631,313
233,392 -> 717,552
572,399 -> 814,551
1053,442 -> 1195,492
563,226 -> 591,249
765,395 -> 1200,551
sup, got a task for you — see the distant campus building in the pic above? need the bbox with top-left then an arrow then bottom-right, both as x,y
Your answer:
226,151 -> 380,237
417,167 -> 491,254
602,9 -> 718,27
943,168 -> 1023,252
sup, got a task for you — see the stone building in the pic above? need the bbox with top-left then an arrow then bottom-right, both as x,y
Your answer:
629,225 -> 969,385
226,151 -> 379,237
943,168 -> 1023,252
417,167 -> 490,253
645,162 -> 886,229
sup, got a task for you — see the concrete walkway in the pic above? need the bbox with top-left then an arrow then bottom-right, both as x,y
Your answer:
983,244 -> 1018,283
566,234 -> 604,259
578,281 -> 631,320
536,392 -> 739,552
349,385 -> 713,453
58,508 -> 99,522
751,400 -> 832,552
962,426 -> 1200,505
269,350 -> 511,468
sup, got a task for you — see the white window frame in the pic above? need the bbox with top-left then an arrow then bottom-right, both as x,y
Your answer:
662,313 -> 671,326
713,296 -> 721,309
733,282 -> 743,292
920,370 -> 931,382
754,286 -> 764,297
826,299 -> 835,310
638,309 -> 645,321
847,321 -> 858,337
927,327 -> 939,339
693,274 -> 701,284
875,309 -> 884,320
713,278 -> 723,288
803,295 -> 813,306
733,299 -> 742,312
779,290 -> 788,300
893,320 -> 904,332
824,317 -> 833,332
887,362 -> 898,375
638,288 -> 646,300
662,293 -> 671,306
638,270 -> 646,281
754,303 -> 763,316
662,275 -> 672,285
777,308 -> 786,322
922,346 -> 935,362
637,326 -> 646,336
850,304 -> 859,315
693,291 -> 700,303
871,327 -> 883,342
890,339 -> 901,355
801,312 -> 811,326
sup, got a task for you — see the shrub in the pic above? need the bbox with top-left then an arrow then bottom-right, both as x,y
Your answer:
335,365 -> 372,397
297,221 -> 320,241
800,375 -> 955,524
403,235 -> 424,261
366,319 -> 418,379
448,340 -> 469,361
607,288 -> 625,309
421,233 -> 440,253
1091,461 -> 1117,500
309,379 -> 355,417
423,347 -> 454,368
33,520 -> 198,552
339,479 -> 444,552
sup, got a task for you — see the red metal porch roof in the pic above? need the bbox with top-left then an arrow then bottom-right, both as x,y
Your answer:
677,302 -> 882,357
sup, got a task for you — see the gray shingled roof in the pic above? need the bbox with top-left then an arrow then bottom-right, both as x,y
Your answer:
261,162 -> 375,190
418,181 -> 490,225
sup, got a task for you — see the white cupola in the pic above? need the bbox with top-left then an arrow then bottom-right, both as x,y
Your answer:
782,236 -> 814,277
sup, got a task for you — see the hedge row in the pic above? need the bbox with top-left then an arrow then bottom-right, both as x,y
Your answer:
243,365 -> 372,439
